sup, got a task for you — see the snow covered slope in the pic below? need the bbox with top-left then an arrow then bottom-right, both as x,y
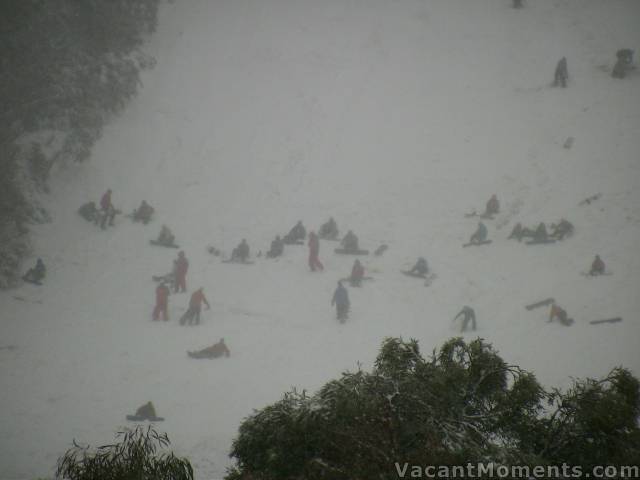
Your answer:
1,1 -> 639,478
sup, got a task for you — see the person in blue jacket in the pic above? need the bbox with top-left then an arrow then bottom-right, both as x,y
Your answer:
331,281 -> 350,322
469,222 -> 488,245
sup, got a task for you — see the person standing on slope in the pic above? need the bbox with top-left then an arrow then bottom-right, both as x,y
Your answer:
553,57 -> 568,87
454,306 -> 476,332
331,281 -> 350,322
180,287 -> 210,326
152,282 -> 170,321
349,259 -> 365,287
173,251 -> 189,293
99,188 -> 116,229
308,231 -> 324,272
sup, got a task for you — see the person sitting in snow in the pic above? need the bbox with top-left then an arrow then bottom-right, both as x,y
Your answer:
156,225 -> 176,247
469,222 -> 488,245
132,200 -> 154,224
283,221 -> 306,244
408,257 -> 429,277
266,235 -> 284,258
133,401 -> 158,420
612,49 -> 634,79
484,194 -> 500,216
550,219 -> 573,240
188,338 -> 231,359
78,201 -> 98,223
549,303 -> 573,326
341,230 -> 360,253
532,222 -> 549,242
22,258 -> 46,285
231,239 -> 250,262
319,217 -> 339,240
589,255 -> 605,276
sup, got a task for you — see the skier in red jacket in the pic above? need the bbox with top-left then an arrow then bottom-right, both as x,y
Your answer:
99,189 -> 116,229
173,251 -> 189,293
308,231 -> 324,272
180,288 -> 210,326
349,259 -> 365,287
152,282 -> 170,321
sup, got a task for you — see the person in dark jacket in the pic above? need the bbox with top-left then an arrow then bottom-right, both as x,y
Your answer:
349,259 -> 365,287
78,201 -> 98,223
612,49 -> 633,79
553,57 -> 568,87
188,338 -> 230,359
173,251 -> 188,293
550,219 -> 573,240
134,401 -> 157,420
409,257 -> 429,277
341,230 -> 359,252
23,258 -> 46,284
533,222 -> 548,242
454,306 -> 476,332
99,189 -> 116,229
283,221 -> 306,244
331,281 -> 350,322
485,194 -> 500,216
267,235 -> 284,258
179,287 -> 210,326
319,217 -> 339,240
231,239 -> 250,262
589,255 -> 605,276
156,225 -> 176,246
133,200 -> 154,224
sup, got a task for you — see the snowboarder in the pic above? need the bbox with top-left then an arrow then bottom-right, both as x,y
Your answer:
532,222 -> 549,242
307,231 -> 324,271
283,221 -> 306,244
22,258 -> 46,285
319,217 -> 339,240
485,194 -> 500,216
349,259 -> 365,287
133,401 -> 158,420
231,239 -> 250,262
508,222 -> 524,241
173,251 -> 188,293
188,338 -> 230,359
99,189 -> 116,229
331,281 -> 350,322
341,230 -> 359,253
589,255 -> 605,276
550,219 -> 573,240
78,201 -> 98,223
454,306 -> 476,332
152,282 -> 170,321
553,57 -> 568,87
179,287 -> 210,326
549,303 -> 572,326
266,235 -> 284,258
612,49 -> 634,79
469,222 -> 488,245
409,257 -> 429,277
156,225 -> 176,247
132,200 -> 154,224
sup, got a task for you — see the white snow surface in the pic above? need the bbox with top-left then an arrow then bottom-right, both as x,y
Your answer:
1,1 -> 640,478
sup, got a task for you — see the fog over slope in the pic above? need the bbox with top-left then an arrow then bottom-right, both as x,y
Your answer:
1,1 -> 639,478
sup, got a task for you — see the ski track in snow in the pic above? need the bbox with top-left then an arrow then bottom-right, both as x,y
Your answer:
1,1 -> 640,478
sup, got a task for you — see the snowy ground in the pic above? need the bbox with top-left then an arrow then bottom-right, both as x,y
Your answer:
1,1 -> 639,478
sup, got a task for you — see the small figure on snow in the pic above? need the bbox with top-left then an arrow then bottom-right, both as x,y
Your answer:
173,251 -> 189,293
341,230 -> 360,253
612,49 -> 634,79
331,281 -> 350,322
132,200 -> 154,224
589,255 -> 605,276
532,222 -> 549,242
553,57 -> 568,87
156,225 -> 176,247
308,231 -> 324,271
188,338 -> 230,359
266,235 -> 284,258
319,217 -> 339,240
549,303 -> 573,326
78,201 -> 98,223
469,222 -> 488,245
484,194 -> 500,217
99,189 -> 117,229
179,287 -> 210,326
231,239 -> 250,263
283,221 -> 306,244
133,401 -> 158,421
454,306 -> 476,332
409,257 -> 429,277
349,259 -> 365,287
550,219 -> 573,240
22,258 -> 46,285
152,282 -> 170,321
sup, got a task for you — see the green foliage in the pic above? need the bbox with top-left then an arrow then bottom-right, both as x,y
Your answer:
0,0 -> 159,287
55,425 -> 193,480
227,337 -> 640,480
